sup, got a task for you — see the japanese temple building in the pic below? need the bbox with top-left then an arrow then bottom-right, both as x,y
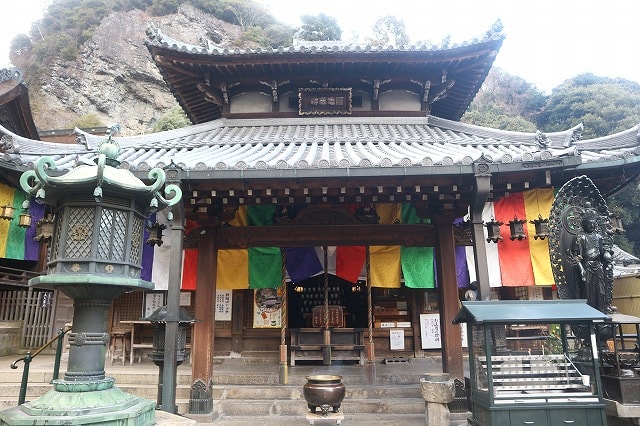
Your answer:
2,22 -> 640,414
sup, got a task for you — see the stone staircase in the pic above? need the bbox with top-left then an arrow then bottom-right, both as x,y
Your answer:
0,356 -> 193,414
0,355 -> 470,425
207,382 -> 429,425
195,358 -> 470,425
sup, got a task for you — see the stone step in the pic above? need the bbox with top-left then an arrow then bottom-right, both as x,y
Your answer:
215,397 -> 426,417
195,413 -> 470,425
212,384 -> 421,400
210,372 -> 424,386
0,369 -> 193,386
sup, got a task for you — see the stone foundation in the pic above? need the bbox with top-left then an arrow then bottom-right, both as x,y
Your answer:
0,322 -> 22,357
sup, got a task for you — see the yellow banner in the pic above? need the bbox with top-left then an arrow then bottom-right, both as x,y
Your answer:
0,184 -> 15,258
216,249 -> 249,289
523,188 -> 555,285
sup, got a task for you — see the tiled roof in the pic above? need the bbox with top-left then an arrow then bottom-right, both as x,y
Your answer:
145,25 -> 504,123
0,116 -> 592,173
145,24 -> 505,57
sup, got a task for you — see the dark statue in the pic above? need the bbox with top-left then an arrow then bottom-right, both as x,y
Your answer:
549,176 -> 615,315
569,202 -> 614,314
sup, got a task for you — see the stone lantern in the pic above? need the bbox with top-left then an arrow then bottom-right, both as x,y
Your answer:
0,131 -> 181,426
143,306 -> 195,411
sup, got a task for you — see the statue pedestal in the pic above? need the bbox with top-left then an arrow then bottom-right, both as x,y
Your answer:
0,380 -> 155,425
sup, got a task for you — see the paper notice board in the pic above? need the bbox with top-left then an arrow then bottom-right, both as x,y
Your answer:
389,329 -> 405,350
419,313 -> 467,349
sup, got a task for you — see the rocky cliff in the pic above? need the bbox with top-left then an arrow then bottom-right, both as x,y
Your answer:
25,4 -> 243,136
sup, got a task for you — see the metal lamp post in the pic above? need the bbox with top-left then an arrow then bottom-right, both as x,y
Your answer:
0,131 -> 181,426
144,306 -> 195,412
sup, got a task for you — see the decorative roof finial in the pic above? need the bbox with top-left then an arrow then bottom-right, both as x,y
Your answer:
96,124 -> 121,167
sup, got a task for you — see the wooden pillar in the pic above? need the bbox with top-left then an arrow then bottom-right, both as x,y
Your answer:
189,228 -> 217,415
434,222 -> 464,381
411,290 -> 425,358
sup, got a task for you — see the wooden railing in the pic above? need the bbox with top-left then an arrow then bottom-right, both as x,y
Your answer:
0,266 -> 41,287
0,266 -> 53,349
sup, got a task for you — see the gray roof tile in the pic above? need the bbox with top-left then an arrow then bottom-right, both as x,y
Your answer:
2,116 -> 639,175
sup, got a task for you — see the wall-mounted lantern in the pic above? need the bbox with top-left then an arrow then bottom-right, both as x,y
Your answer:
146,221 -> 167,247
34,214 -> 55,242
485,218 -> 503,243
508,216 -> 527,241
18,200 -> 31,228
0,204 -> 15,221
530,215 -> 549,240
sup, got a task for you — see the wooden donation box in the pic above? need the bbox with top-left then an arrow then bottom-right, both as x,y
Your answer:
312,306 -> 344,328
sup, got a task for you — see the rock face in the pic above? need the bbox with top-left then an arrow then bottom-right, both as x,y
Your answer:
30,4 -> 243,135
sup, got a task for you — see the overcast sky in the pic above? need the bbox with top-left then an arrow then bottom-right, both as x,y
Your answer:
1,0 -> 639,94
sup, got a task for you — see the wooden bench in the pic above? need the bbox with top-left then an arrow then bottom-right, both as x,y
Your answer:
290,328 -> 365,366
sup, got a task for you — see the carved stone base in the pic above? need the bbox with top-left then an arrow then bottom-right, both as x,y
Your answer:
0,385 -> 155,425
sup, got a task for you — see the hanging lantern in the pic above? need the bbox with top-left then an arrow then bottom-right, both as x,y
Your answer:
509,216 -> 527,241
18,211 -> 32,228
485,218 -> 503,243
34,214 -> 55,242
610,212 -> 625,234
18,200 -> 32,228
146,221 -> 167,247
530,215 -> 549,240
0,204 -> 15,221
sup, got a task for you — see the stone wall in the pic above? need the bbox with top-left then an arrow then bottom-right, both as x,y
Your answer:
0,321 -> 22,356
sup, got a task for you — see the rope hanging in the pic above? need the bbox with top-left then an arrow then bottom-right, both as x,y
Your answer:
323,246 -> 329,329
280,249 -> 287,346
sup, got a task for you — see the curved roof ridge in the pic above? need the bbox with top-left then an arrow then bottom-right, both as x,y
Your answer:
573,124 -> 640,151
76,119 -> 225,150
0,124 -> 89,155
426,116 -> 581,147
145,23 -> 505,56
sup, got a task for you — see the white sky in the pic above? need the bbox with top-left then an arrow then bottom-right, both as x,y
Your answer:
1,0 -> 639,94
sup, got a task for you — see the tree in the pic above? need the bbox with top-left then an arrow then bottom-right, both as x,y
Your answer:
153,107 -> 190,132
368,16 -> 409,47
9,34 -> 32,56
462,68 -> 542,132
225,0 -> 274,29
536,73 -> 640,138
607,187 -> 640,254
296,14 -> 342,41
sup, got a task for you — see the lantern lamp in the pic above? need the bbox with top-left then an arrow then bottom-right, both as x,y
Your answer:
0,204 -> 15,221
485,218 -> 503,243
34,214 -> 55,242
530,215 -> 549,240
18,200 -> 32,228
509,216 -> 527,241
146,221 -> 167,247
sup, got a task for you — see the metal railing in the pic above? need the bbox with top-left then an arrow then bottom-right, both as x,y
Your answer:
10,325 -> 71,405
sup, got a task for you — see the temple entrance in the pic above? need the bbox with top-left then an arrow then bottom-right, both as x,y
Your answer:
288,275 -> 368,329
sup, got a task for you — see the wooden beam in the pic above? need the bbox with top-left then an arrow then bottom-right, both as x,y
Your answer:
215,224 -> 435,248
